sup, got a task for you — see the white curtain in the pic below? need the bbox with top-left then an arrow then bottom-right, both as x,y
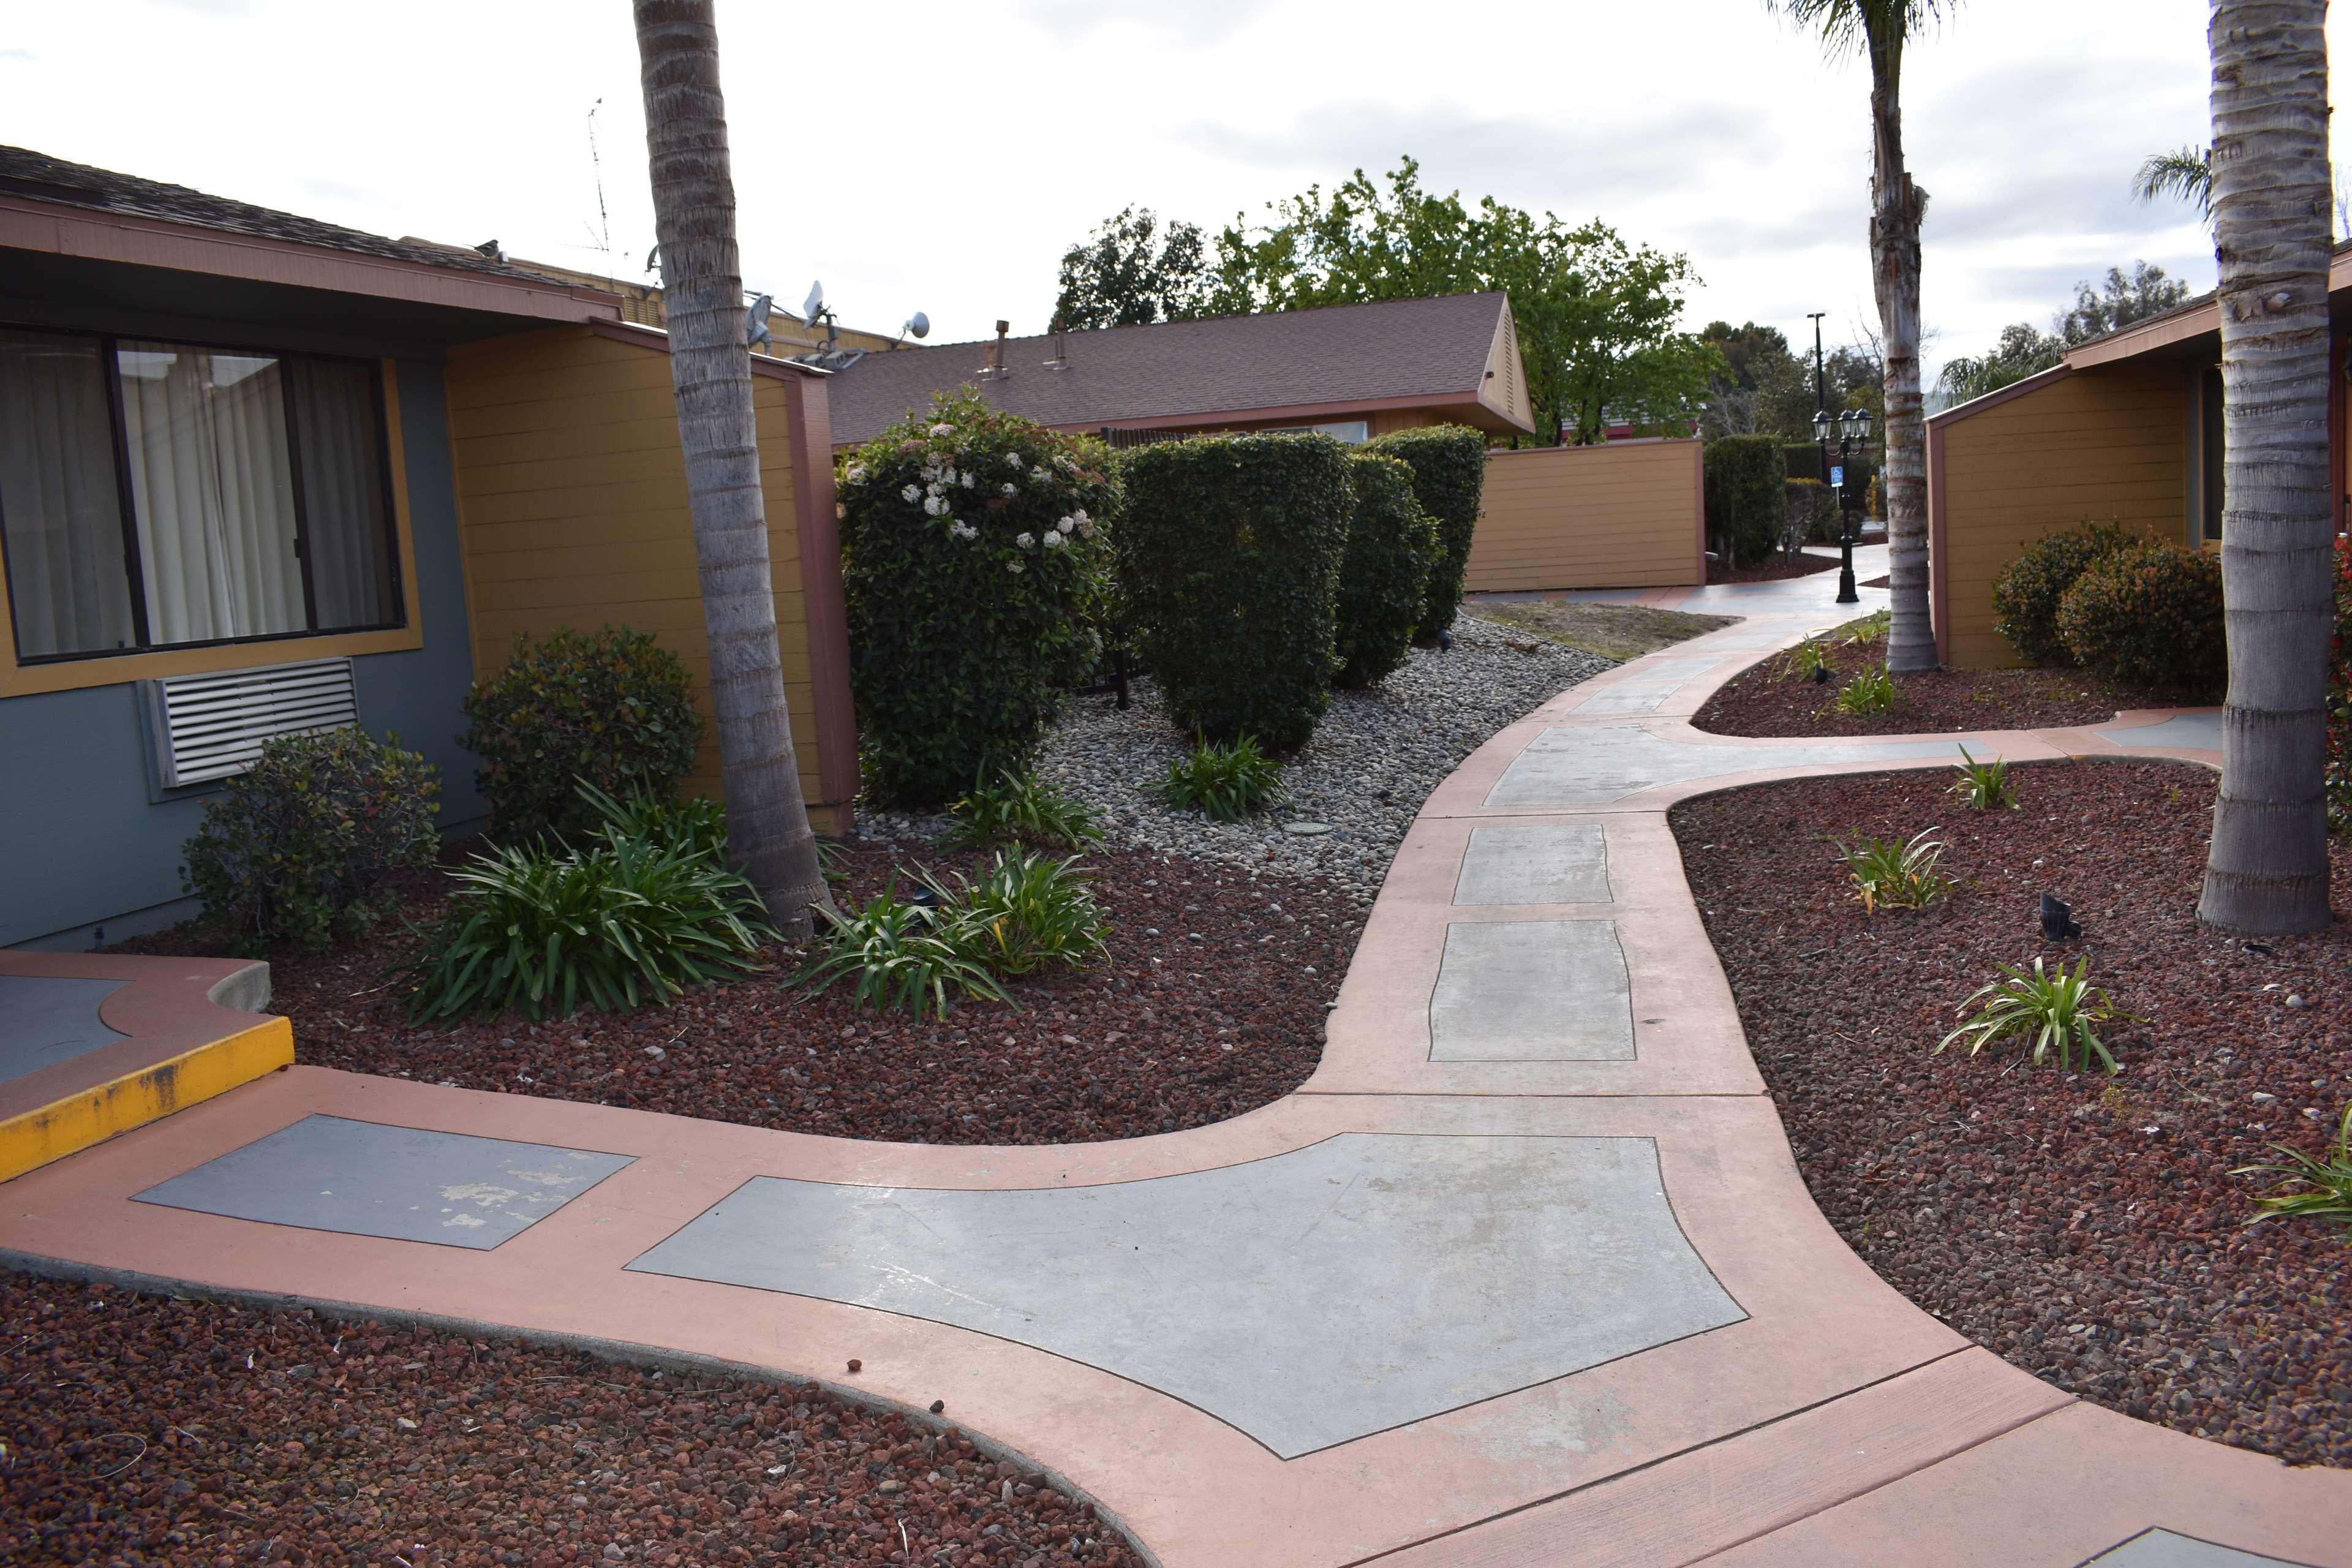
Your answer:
288,358 -> 396,629
0,328 -> 135,656
117,342 -> 305,644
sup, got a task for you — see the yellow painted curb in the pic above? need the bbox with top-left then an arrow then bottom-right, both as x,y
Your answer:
0,1017 -> 293,1183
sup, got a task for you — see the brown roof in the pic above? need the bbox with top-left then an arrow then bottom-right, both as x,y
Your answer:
0,145 -> 566,287
826,292 -> 1528,446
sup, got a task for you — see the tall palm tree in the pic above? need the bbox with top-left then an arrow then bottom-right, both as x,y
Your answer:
2198,0 -> 2336,934
633,0 -> 832,938
2132,145 -> 2215,218
1768,1 -> 1950,673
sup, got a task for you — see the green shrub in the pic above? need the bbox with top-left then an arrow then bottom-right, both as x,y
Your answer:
1363,424 -> 1489,641
1162,734 -> 1287,821
837,388 -> 1121,807
2056,541 -> 2226,692
1780,636 -> 1834,683
1989,522 -> 2136,667
944,769 -> 1102,850
576,783 -> 728,862
798,891 -> 1008,1020
920,850 -> 1108,977
1785,477 -> 1839,544
1949,746 -> 2019,810
399,823 -> 771,1022
1833,665 -> 1898,715
1703,436 -> 1787,567
1118,433 -> 1351,748
1833,827 -> 1953,913
2238,1104 -> 2352,1233
460,625 -> 702,843
1333,451 -> 1438,688
2326,535 -> 2350,835
1938,957 -> 2127,1074
183,728 -> 441,956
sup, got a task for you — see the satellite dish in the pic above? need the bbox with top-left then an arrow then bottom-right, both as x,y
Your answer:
905,311 -> 930,340
745,292 -> 774,351
801,279 -> 826,326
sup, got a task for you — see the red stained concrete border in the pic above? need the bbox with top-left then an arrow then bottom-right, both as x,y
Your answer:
0,951 -> 282,1126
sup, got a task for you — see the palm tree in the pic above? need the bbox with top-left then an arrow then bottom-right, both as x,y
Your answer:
2132,145 -> 2215,218
633,0 -> 832,938
2198,1 -> 2337,935
1768,1 -> 1950,673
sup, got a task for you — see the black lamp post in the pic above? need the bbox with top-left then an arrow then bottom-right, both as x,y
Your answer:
1813,404 -> 1874,604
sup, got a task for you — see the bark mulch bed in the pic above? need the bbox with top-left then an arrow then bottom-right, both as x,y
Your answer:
1695,627 -> 2205,738
1705,549 -> 1842,585
1672,760 -> 2350,1467
125,842 -> 1360,1147
1,1271 -> 1144,1566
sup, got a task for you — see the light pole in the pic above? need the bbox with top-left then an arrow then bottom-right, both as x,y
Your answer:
1812,404 -> 1874,604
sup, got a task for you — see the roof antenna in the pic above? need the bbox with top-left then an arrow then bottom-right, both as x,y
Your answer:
895,310 -> 931,349
745,292 -> 774,352
586,97 -> 612,280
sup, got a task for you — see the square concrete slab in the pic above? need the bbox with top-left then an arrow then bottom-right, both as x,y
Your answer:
1429,921 -> 1634,1061
1453,823 -> 1612,906
0,976 -> 129,1085
627,1133 -> 1744,1458
133,1115 -> 633,1250
2078,1531 -> 2316,1567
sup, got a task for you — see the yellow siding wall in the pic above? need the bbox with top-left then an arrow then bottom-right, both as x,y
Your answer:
443,328 -> 837,825
1933,365 -> 2188,668
1464,440 -> 1703,591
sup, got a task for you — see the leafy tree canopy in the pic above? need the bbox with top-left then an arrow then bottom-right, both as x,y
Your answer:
1050,206 -> 1209,331
1696,320 -> 1880,441
1938,260 -> 2192,405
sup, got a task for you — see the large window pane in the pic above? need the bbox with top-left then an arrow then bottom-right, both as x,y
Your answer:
118,340 -> 305,645
287,358 -> 398,628
0,328 -> 135,657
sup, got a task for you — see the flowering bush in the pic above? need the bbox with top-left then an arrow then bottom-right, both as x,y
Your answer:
2055,541 -> 2226,693
1365,424 -> 1490,639
837,390 -> 1120,807
1333,451 -> 1437,688
1118,432 -> 1352,750
2327,533 -> 2351,835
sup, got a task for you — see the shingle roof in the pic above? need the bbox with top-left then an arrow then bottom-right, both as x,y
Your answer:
826,292 -> 1519,447
0,145 -> 570,287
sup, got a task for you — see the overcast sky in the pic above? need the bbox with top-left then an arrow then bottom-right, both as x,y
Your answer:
6,0 -> 2337,379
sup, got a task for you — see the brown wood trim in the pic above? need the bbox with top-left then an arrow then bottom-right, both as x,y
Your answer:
1690,436 -> 1706,585
2064,248 -> 2352,371
782,371 -> 859,816
0,197 -> 623,325
1928,413 -> 1950,665
1926,362 -> 2075,428
2333,337 -> 2346,535
586,318 -> 831,380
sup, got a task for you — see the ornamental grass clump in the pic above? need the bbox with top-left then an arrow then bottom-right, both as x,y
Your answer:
1949,745 -> 2019,810
1779,636 -> 1834,684
1118,433 -> 1351,748
183,728 -> 442,956
919,850 -> 1107,978
837,390 -> 1121,807
798,891 -> 1008,1023
1332,451 -> 1438,688
943,768 -> 1102,851
1162,734 -> 1286,821
1364,424 -> 1489,641
2238,1105 -> 2352,1235
1833,664 -> 1898,715
1937,956 -> 2128,1074
1833,827 -> 1954,913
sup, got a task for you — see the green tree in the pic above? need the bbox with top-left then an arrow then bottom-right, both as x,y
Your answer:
1050,206 -> 1208,331
1769,0 -> 1956,674
2133,145 -> 2214,219
2198,0 -> 2336,933
1937,322 -> 2063,404
633,0 -> 831,938
2059,261 -> 2191,342
1186,159 -> 1714,445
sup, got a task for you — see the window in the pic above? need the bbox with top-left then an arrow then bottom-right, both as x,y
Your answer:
0,326 -> 401,663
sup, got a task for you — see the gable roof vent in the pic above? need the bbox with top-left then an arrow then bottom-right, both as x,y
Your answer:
142,657 -> 358,788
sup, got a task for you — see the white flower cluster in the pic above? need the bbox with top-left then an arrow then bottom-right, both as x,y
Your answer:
1000,481 -> 1018,496
949,520 -> 978,540
930,423 -> 956,437
1041,507 -> 1095,546
1014,532 -> 1035,549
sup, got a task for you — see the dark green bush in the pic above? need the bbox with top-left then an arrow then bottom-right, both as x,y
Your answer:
183,728 -> 440,956
1365,424 -> 1489,641
837,389 -> 1121,807
1785,477 -> 1839,545
2057,541 -> 2226,692
460,625 -> 702,843
1703,436 -> 1787,566
1118,433 -> 1351,749
1989,522 -> 2136,667
1333,451 -> 1437,688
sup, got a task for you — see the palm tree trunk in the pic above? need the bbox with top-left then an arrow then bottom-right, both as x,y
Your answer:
634,0 -> 831,940
2198,0 -> 2337,934
1865,18 -> 1936,673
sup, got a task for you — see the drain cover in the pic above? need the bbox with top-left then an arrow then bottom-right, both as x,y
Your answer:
1283,821 -> 1333,836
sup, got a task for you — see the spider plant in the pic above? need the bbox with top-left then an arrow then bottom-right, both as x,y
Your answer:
1841,606 -> 1891,644
1779,636 -> 1834,683
797,891 -> 1008,1020
944,767 -> 1103,851
1833,664 -> 1898,715
1833,827 -> 1955,913
1949,745 -> 2018,810
1937,957 -> 2128,1074
2237,1106 -> 2352,1235
919,850 -> 1109,976
1162,734 -> 1286,822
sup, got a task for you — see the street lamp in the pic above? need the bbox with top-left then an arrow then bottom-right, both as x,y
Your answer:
1815,405 -> 1874,603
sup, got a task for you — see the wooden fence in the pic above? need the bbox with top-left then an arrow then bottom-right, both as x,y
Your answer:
1464,439 -> 1705,592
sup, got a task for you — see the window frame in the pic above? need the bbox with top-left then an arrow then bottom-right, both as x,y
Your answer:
0,322 -> 409,668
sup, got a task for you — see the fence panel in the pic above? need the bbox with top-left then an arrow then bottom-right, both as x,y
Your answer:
1464,439 -> 1705,592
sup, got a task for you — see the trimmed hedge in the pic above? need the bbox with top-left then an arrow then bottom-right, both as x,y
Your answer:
1990,521 -> 2136,667
2056,541 -> 2226,693
1365,424 -> 1488,641
837,390 -> 1121,807
1784,478 -> 1839,545
460,625 -> 702,843
183,728 -> 441,956
1118,432 -> 1351,749
1333,451 -> 1438,688
1704,436 -> 1786,566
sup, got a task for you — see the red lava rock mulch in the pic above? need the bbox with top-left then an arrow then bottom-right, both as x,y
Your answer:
1673,760 -> 2351,1467
1,1271 -> 1144,1566
126,843 -> 1360,1147
1695,628 -> 2204,737
1705,549 -> 1842,585
1860,573 -> 1890,589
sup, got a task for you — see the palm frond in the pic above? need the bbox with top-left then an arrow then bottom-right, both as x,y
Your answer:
2132,146 -> 2214,216
1763,0 -> 1956,56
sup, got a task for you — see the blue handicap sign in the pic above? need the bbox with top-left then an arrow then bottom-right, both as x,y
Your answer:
1830,465 -> 1844,488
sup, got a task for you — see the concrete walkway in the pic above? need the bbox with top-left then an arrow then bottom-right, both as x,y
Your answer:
4,548 -> 2346,1567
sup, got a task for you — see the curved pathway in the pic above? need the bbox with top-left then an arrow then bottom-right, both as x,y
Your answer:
3,552 -> 2345,1567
